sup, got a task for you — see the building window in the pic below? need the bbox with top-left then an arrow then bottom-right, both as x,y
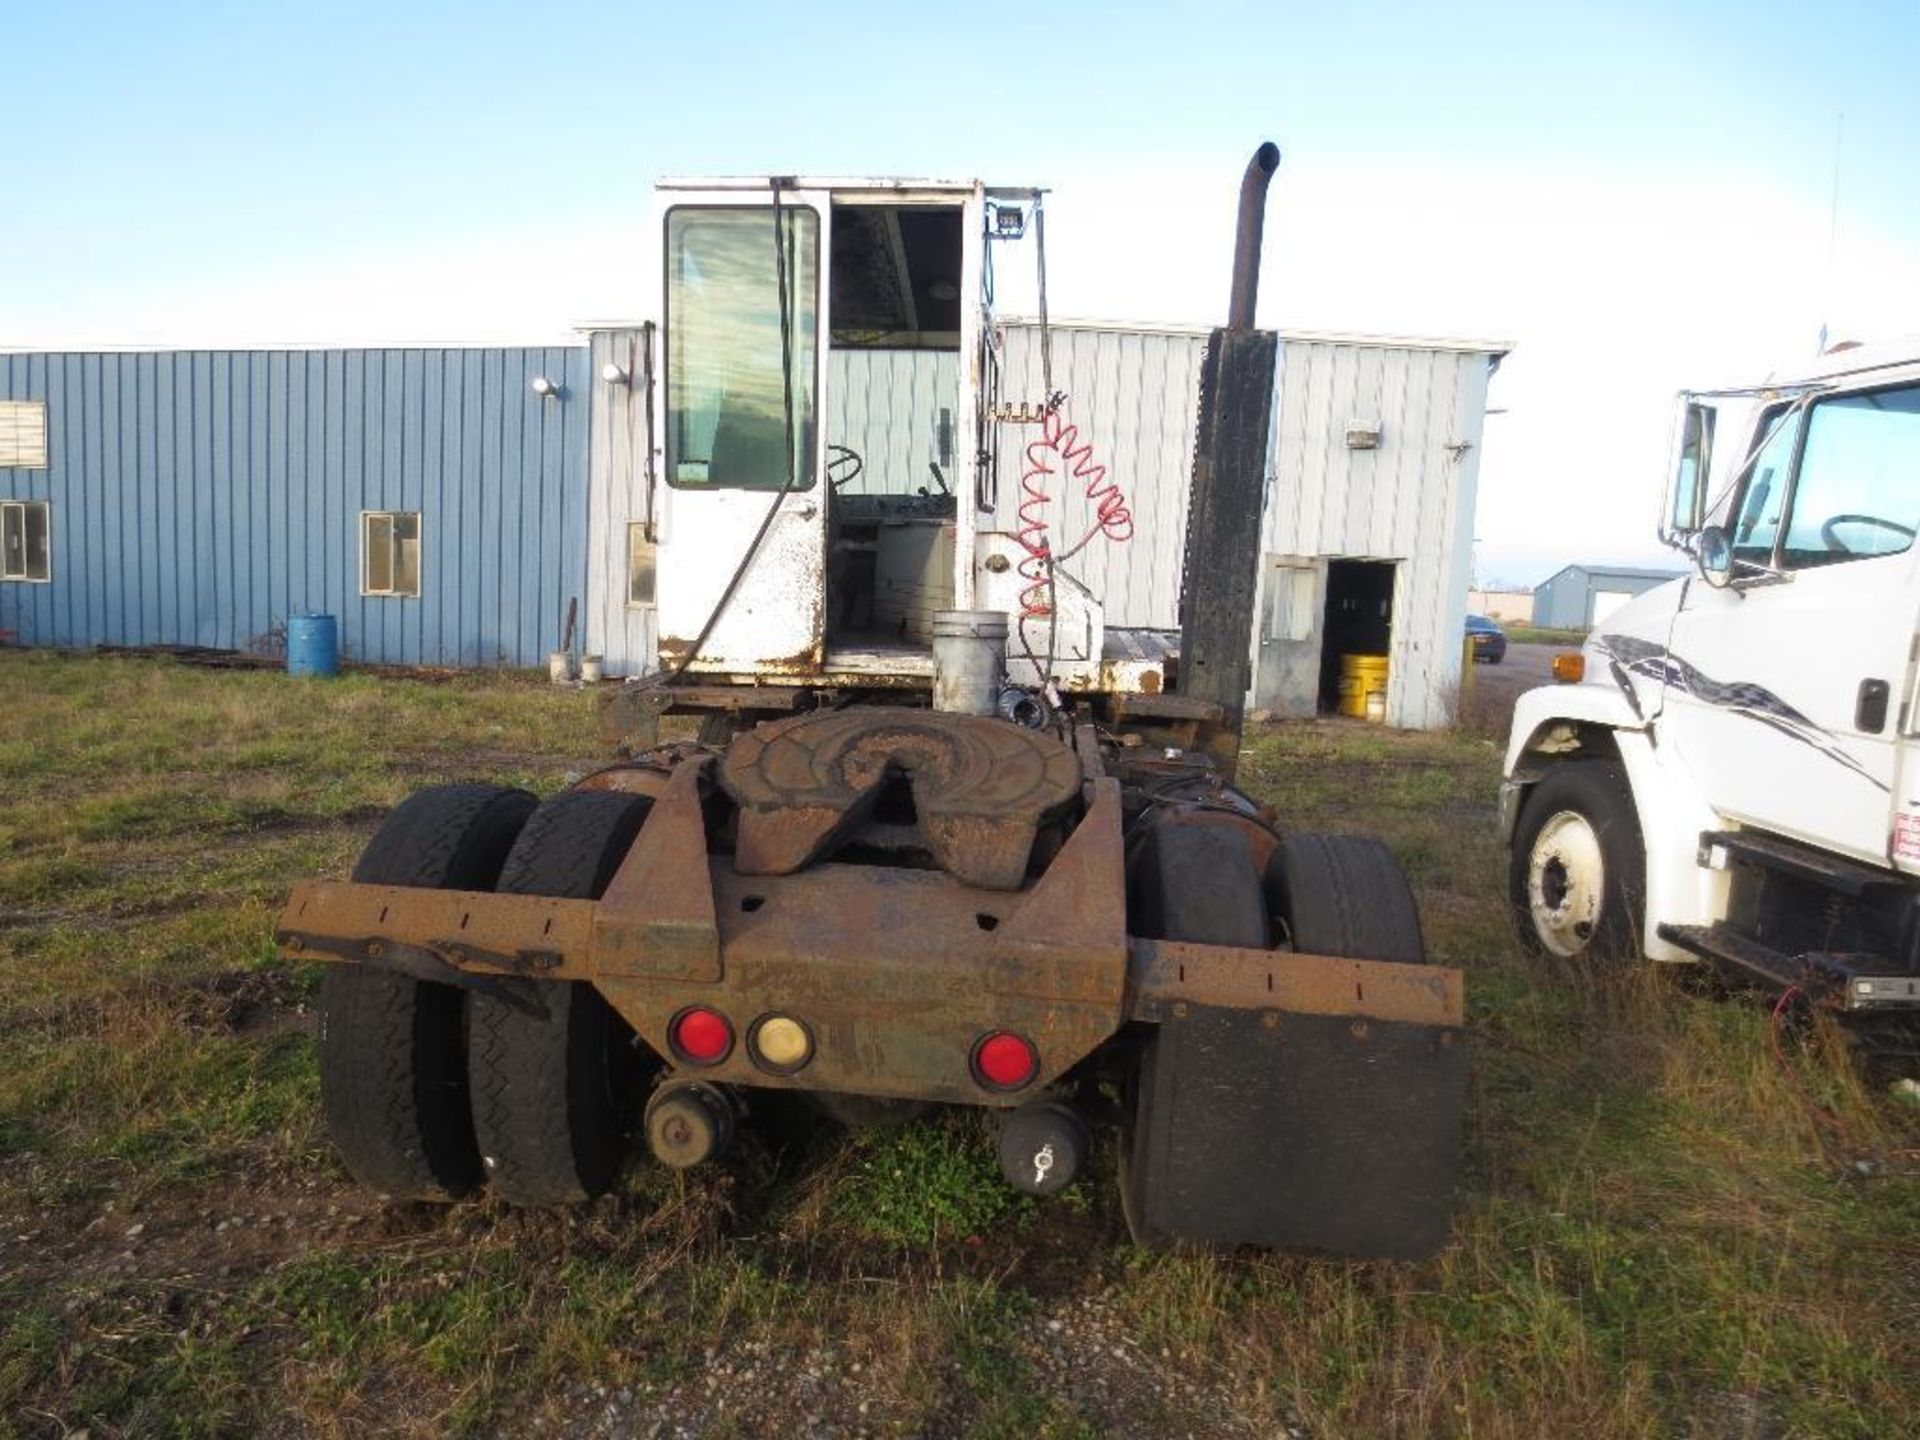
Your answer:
627,524 -> 656,607
1,500 -> 50,582
0,402 -> 49,469
361,511 -> 421,597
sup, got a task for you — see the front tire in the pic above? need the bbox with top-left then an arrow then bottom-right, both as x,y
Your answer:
1509,760 -> 1644,962
319,783 -> 537,1201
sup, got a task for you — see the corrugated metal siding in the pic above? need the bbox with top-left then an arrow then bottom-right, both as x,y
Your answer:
0,346 -> 589,667
584,327 -> 656,674
993,325 -> 1207,628
1533,569 -> 1582,629
1263,340 -> 1490,728
827,349 -> 960,495
995,322 -> 1495,728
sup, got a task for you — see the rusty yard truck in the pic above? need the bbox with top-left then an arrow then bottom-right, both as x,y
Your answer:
278,146 -> 1467,1259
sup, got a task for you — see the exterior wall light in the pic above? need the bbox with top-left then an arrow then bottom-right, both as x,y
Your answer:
531,375 -> 562,399
601,363 -> 631,386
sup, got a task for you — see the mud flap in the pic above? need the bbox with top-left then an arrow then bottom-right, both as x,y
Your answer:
1128,1003 -> 1465,1259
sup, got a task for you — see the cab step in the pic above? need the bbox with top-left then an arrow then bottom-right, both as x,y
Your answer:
1658,922 -> 1920,1011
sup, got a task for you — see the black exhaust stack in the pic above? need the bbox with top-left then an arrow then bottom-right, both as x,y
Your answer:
1179,142 -> 1282,778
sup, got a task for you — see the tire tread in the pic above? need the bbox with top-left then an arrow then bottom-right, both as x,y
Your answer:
469,790 -> 653,1206
321,784 -> 536,1200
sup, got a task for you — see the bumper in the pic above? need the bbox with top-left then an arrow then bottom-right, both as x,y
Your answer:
281,761 -> 1464,1110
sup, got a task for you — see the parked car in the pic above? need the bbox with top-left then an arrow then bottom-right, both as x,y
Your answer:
1466,613 -> 1507,663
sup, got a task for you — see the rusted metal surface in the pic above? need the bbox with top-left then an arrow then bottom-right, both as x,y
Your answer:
597,776 -> 1128,1102
1133,806 -> 1279,887
278,881 -> 596,983
650,683 -> 822,712
1072,724 -> 1106,783
279,771 -> 1132,1105
720,708 -> 1081,890
594,758 -> 722,982
1127,937 -> 1463,1028
1228,142 -> 1281,331
602,684 -> 674,753
991,777 -> 1124,980
575,750 -> 705,800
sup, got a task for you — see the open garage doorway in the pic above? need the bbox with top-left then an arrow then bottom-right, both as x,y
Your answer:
1317,559 -> 1397,714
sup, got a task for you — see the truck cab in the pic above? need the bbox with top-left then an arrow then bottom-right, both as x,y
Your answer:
1502,342 -> 1920,1014
641,176 -> 1145,706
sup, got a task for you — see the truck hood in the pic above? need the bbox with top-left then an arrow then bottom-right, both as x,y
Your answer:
1585,573 -> 1686,657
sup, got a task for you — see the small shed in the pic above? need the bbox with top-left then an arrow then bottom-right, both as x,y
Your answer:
1532,564 -> 1681,630
991,321 -> 1509,729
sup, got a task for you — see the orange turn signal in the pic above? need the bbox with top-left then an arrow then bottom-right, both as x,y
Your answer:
1551,652 -> 1585,683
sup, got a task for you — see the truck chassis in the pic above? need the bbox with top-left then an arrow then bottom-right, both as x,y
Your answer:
283,706 -> 1465,1258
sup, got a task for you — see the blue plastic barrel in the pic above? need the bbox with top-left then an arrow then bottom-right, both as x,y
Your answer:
286,613 -> 341,678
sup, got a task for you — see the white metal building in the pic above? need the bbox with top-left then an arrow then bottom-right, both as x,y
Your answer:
994,321 -> 1508,728
582,318 -> 1506,730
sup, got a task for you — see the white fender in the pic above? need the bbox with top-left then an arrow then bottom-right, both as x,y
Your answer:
1504,678 -> 1727,963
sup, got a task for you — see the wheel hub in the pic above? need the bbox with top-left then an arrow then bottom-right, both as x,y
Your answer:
1527,810 -> 1605,957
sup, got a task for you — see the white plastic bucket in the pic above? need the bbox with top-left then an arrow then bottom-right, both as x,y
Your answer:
930,610 -> 1009,715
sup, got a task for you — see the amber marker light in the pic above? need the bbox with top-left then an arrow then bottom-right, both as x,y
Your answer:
749,1014 -> 814,1073
1552,652 -> 1586,683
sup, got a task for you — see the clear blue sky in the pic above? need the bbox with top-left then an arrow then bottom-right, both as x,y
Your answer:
6,1 -> 1919,584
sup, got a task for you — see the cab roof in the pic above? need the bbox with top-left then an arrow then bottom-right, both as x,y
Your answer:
655,176 -> 1037,198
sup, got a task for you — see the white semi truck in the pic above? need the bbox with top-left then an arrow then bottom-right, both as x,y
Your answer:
1503,340 -> 1920,1017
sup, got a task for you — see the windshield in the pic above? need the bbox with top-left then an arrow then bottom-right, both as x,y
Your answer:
665,206 -> 819,491
1778,383 -> 1920,568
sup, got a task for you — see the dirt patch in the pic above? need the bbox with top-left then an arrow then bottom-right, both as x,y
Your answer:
178,967 -> 314,1038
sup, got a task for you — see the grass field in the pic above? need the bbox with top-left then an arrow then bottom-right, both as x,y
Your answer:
1500,625 -> 1589,647
1,652 -> 1916,1439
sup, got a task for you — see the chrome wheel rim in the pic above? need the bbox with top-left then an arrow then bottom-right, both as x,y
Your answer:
1527,810 -> 1605,957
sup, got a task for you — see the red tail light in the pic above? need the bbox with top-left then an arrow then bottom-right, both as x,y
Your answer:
669,1006 -> 733,1065
972,1030 -> 1039,1091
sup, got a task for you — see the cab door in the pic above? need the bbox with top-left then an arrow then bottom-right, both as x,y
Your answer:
1663,381 -> 1920,866
655,192 -> 831,675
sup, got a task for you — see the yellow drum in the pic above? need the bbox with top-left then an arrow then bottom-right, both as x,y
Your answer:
1338,653 -> 1389,720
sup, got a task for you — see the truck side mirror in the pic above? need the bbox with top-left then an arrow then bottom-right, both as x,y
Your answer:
1697,524 -> 1734,589
1664,401 -> 1714,541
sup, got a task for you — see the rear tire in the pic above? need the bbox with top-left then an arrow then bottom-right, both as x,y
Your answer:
1270,832 -> 1425,964
468,790 -> 654,1205
1509,760 -> 1644,962
1121,821 -> 1270,1246
319,783 -> 537,1200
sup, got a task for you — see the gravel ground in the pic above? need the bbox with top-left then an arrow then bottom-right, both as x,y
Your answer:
521,1292 -> 1300,1439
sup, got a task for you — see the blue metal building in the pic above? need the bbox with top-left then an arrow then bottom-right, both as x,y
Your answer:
0,344 -> 590,667
1531,563 -> 1683,630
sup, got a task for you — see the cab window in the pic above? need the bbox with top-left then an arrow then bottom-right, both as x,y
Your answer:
665,206 -> 819,491
1778,383 -> 1920,569
1731,404 -> 1799,565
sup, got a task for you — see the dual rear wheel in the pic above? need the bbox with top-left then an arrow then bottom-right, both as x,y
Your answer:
1122,822 -> 1428,1247
318,784 -> 652,1204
